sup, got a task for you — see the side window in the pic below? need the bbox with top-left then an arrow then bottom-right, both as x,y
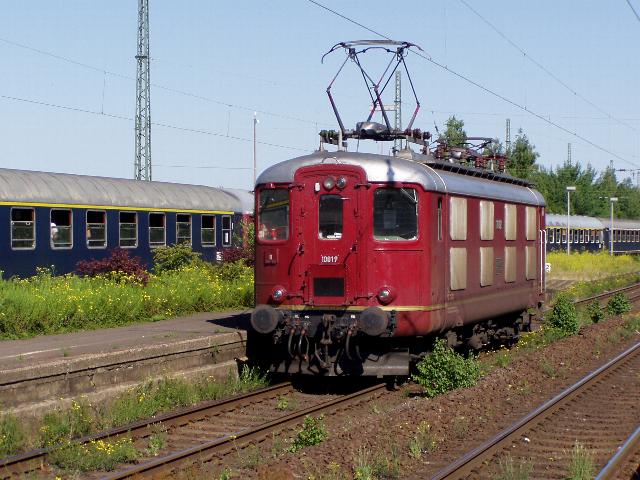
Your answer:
374,188 -> 418,241
449,197 -> 467,241
176,213 -> 192,245
222,215 -> 232,247
119,212 -> 138,248
51,209 -> 72,249
504,204 -> 517,240
201,215 -> 216,247
561,228 -> 567,243
86,210 -> 107,248
450,247 -> 467,290
525,206 -> 536,241
319,195 -> 343,240
579,230 -> 584,243
479,201 -> 494,240
548,228 -> 554,244
149,212 -> 166,247
11,207 -> 35,249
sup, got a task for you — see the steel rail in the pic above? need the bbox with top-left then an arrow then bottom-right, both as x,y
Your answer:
99,382 -> 386,479
595,424 -> 640,480
0,382 -> 292,478
431,341 -> 640,480
573,281 -> 640,307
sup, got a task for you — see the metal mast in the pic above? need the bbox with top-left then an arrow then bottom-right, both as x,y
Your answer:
393,71 -> 402,152
567,143 -> 572,165
505,118 -> 511,155
134,0 -> 152,181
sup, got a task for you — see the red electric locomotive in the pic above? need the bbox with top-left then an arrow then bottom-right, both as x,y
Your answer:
248,41 -> 546,376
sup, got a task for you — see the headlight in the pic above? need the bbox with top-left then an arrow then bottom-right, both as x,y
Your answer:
271,286 -> 286,303
323,176 -> 336,190
336,176 -> 347,189
377,286 -> 395,305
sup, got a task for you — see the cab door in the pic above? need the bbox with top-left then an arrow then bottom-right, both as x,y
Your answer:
294,166 -> 366,306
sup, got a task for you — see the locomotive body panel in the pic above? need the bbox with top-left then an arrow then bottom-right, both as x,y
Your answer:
251,150 -> 546,376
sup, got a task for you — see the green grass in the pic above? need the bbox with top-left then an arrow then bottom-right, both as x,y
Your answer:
547,252 -> 640,281
48,437 -> 138,472
0,262 -> 253,339
0,366 -> 268,459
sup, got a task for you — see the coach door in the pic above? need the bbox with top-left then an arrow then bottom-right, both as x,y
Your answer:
296,167 -> 365,306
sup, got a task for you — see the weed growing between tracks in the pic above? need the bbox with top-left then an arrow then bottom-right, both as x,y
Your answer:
567,441 -> 595,480
0,260 -> 253,339
494,454 -> 533,480
48,437 -> 138,472
0,412 -> 24,456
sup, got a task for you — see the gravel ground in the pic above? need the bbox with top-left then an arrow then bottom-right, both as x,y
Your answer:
197,313 -> 639,480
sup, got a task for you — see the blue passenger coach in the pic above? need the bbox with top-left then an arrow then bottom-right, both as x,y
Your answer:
545,214 -> 604,253
0,168 -> 251,277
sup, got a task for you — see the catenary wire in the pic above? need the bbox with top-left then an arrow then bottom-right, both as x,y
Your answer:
306,0 -> 640,169
0,36 -> 332,127
457,0 -> 638,134
626,0 -> 640,22
0,93 -> 310,153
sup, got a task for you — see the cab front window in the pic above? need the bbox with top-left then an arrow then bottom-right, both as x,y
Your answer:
258,188 -> 289,241
373,188 -> 418,241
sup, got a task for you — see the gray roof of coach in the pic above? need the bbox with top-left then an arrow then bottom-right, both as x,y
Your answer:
224,188 -> 254,214
0,168 -> 242,212
545,214 -> 604,229
596,217 -> 640,230
257,151 -> 545,206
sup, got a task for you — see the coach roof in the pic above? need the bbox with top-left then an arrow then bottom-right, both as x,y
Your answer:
546,214 -> 604,229
258,151 -> 545,206
0,168 -> 242,212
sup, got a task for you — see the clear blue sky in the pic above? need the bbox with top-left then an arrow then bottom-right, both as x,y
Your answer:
1,0 -> 639,190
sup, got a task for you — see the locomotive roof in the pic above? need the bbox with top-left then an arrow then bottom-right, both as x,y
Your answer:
545,214 -> 604,229
0,167 -> 244,213
258,151 -> 545,206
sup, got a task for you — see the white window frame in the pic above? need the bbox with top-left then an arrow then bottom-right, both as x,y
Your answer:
86,210 -> 107,249
176,213 -> 192,246
10,207 -> 36,250
119,211 -> 138,248
50,208 -> 73,250
201,214 -> 216,248
148,212 -> 166,248
222,215 -> 232,247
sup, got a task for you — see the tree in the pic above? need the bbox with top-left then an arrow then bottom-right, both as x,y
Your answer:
507,128 -> 539,179
441,116 -> 467,147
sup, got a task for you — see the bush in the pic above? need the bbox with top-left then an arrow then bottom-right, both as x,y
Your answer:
412,339 -> 481,397
586,300 -> 605,324
222,218 -> 254,266
76,249 -> 149,284
152,244 -> 202,274
289,415 -> 328,452
547,294 -> 579,335
606,293 -> 631,316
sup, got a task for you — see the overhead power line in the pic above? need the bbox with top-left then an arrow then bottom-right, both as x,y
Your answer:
457,0 -> 638,134
306,0 -> 640,169
626,0 -> 640,22
0,36 -> 332,127
0,93 -> 309,153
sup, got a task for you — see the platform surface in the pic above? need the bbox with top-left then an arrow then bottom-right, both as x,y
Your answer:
0,309 -> 250,373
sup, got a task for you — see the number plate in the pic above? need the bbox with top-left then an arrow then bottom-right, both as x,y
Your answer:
320,255 -> 339,263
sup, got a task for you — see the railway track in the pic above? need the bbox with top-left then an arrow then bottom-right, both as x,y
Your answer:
432,341 -> 640,480
573,281 -> 640,307
0,381 -> 385,479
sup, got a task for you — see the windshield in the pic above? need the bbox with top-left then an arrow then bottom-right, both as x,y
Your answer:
258,188 -> 289,241
319,194 -> 343,239
373,188 -> 418,240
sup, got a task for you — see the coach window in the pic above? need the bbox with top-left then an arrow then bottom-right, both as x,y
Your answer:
149,213 -> 166,247
222,215 -> 232,247
176,214 -> 192,245
479,201 -> 494,240
562,228 -> 567,243
201,215 -> 216,247
556,228 -> 562,243
86,210 -> 107,248
319,195 -> 343,239
579,230 -> 584,243
11,207 -> 35,249
374,188 -> 418,241
119,212 -> 138,248
450,196 -> 467,241
548,229 -> 554,243
525,206 -> 536,241
258,189 -> 289,241
51,209 -> 72,249
504,204 -> 517,240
